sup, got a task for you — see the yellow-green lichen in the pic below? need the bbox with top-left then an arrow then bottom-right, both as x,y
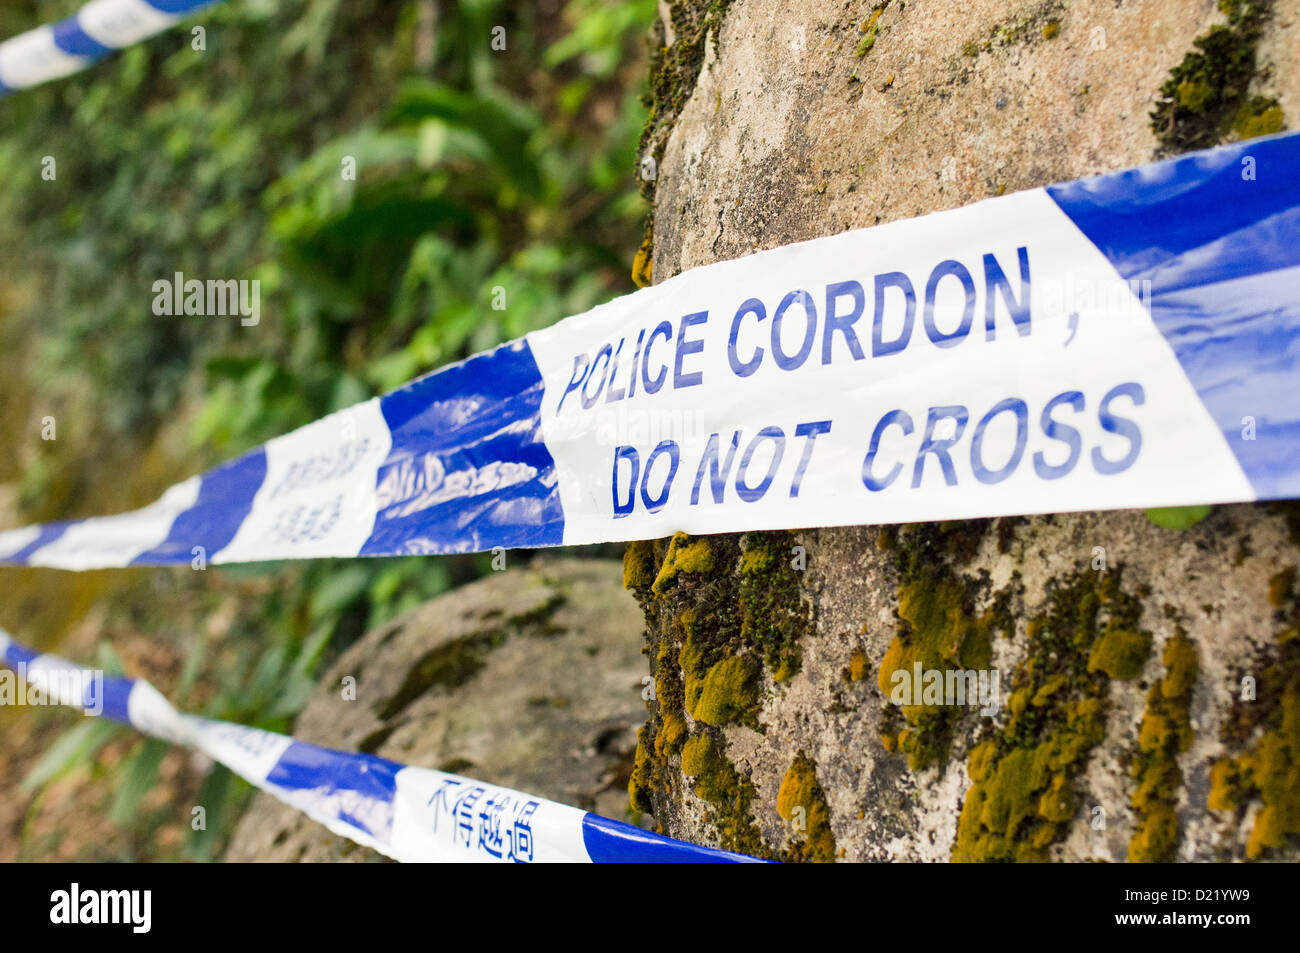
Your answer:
631,230 -> 653,288
1178,80 -> 1214,112
954,568 -> 1144,862
628,724 -> 658,814
956,746 -> 1053,862
688,654 -> 760,726
853,2 -> 889,60
1128,632 -> 1198,862
848,648 -> 869,682
679,731 -> 767,854
1234,97 -> 1285,139
1151,0 -> 1284,155
1087,627 -> 1151,680
1208,759 -> 1239,812
1209,621 -> 1300,858
655,710 -> 688,756
876,528 -> 1011,770
776,752 -> 836,862
652,531 -> 717,594
623,538 -> 657,590
738,545 -> 774,576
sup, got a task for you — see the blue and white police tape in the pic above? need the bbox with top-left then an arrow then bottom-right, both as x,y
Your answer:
0,628 -> 760,863
2,132 -> 1300,570
0,0 -> 219,93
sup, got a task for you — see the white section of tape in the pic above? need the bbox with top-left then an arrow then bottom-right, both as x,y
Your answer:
528,188 -> 1253,545
214,399 -> 393,562
25,476 -> 201,570
189,718 -> 294,785
78,0 -> 179,49
0,526 -> 42,561
23,655 -> 94,707
0,26 -> 87,89
390,766 -> 589,864
126,679 -> 197,747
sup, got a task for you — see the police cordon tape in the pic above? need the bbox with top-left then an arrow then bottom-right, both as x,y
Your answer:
0,627 -> 761,863
0,0 -> 220,94
2,132 -> 1299,569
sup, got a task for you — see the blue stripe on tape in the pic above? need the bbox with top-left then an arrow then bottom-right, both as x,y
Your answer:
51,18 -> 111,60
5,642 -> 39,666
362,340 -> 563,556
581,813 -> 767,863
143,0 -> 219,13
265,742 -> 402,840
130,448 -> 266,565
98,675 -> 136,723
1047,133 -> 1300,499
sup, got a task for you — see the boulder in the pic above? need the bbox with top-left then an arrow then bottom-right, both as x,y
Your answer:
224,558 -> 648,861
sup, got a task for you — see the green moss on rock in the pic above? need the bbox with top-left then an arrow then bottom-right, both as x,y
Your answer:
877,522 -> 1014,771
959,0 -> 1067,60
1210,579 -> 1300,859
776,752 -> 836,863
954,568 -> 1144,862
679,731 -> 767,855
1128,632 -> 1198,862
637,1 -> 732,215
622,529 -> 812,855
689,654 -> 760,726
1087,627 -> 1151,680
1151,0 -> 1284,155
737,532 -> 808,681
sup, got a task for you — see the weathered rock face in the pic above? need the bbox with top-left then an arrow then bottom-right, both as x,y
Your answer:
224,559 -> 647,861
628,0 -> 1300,861
646,0 -> 1297,275
628,512 -> 1300,862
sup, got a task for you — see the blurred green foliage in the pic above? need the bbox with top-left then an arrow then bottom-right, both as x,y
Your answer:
0,0 -> 656,859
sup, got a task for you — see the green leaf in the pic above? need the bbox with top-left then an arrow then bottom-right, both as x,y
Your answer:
1145,505 -> 1213,530
109,739 -> 170,825
187,764 -> 234,862
308,564 -> 372,621
22,719 -> 121,791
267,624 -> 334,719
388,80 -> 543,197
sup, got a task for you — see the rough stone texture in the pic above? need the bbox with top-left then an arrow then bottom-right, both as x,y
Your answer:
631,0 -> 1300,862
224,558 -> 647,861
632,511 -> 1300,863
653,0 -> 1299,276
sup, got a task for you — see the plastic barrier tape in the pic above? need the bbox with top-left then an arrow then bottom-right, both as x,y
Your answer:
0,1 -> 220,93
2,133 -> 1299,569
0,628 -> 761,863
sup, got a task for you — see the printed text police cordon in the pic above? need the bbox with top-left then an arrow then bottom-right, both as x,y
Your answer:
554,247 -> 1145,517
